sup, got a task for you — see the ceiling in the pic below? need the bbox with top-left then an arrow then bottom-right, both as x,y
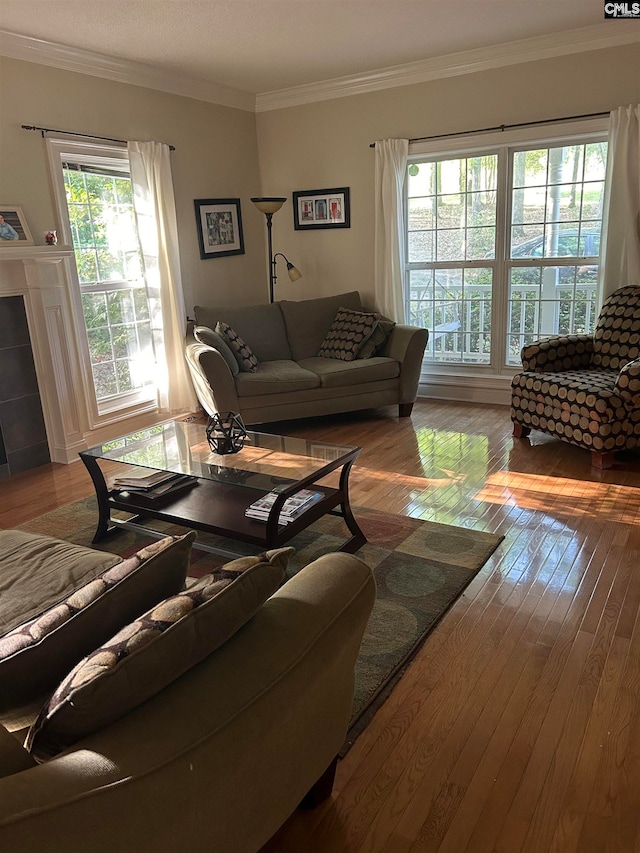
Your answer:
0,0 -> 621,96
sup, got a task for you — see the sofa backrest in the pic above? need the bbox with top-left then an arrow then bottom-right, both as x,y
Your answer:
279,291 -> 363,360
592,284 -> 640,369
194,302 -> 292,362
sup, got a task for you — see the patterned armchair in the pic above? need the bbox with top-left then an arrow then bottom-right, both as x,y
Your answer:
511,285 -> 640,469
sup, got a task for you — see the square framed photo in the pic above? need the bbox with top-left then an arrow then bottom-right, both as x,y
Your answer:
293,187 -> 350,230
194,198 -> 245,259
0,205 -> 34,246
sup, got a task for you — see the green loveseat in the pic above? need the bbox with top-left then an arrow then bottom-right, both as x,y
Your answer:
185,291 -> 428,425
0,532 -> 375,852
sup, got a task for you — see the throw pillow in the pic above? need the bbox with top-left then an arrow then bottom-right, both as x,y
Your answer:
0,532 -> 195,720
0,723 -> 36,778
26,546 -> 294,761
215,321 -> 259,372
356,314 -> 396,359
193,325 -> 240,375
317,307 -> 378,361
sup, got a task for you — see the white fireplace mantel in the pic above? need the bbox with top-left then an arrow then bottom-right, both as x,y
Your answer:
0,245 -> 87,463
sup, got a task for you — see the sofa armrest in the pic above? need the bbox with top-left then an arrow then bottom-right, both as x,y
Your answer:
520,334 -> 594,372
615,357 -> 640,407
380,324 -> 429,403
0,554 -> 375,853
184,340 -> 240,417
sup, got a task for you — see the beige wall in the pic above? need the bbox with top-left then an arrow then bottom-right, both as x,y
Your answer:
0,56 -> 266,312
256,44 -> 640,310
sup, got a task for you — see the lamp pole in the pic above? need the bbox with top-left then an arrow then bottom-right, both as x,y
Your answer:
265,211 -> 276,303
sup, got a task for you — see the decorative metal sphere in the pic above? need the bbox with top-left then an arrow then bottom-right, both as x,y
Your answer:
205,412 -> 247,455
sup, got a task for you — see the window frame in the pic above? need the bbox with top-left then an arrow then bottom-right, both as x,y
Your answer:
407,117 -> 609,380
46,137 -> 158,429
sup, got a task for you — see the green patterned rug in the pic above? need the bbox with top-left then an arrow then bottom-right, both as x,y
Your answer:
18,498 -> 503,753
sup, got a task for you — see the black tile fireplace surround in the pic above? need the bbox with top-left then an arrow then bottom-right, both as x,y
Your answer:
0,295 -> 50,478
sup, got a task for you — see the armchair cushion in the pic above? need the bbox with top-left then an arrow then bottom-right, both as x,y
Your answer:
0,724 -> 36,779
592,284 -> 640,369
520,334 -> 594,372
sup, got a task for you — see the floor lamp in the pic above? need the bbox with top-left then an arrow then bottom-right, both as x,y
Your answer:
250,197 -> 302,303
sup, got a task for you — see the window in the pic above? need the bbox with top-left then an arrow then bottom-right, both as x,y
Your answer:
406,129 -> 608,372
48,140 -> 157,426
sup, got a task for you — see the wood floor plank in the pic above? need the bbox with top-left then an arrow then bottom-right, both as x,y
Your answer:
4,400 -> 640,853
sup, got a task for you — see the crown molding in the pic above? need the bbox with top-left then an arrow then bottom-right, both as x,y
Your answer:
256,24 -> 640,112
0,30 -> 255,112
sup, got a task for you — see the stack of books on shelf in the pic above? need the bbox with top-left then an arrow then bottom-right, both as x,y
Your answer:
110,470 -> 198,500
245,489 -> 323,525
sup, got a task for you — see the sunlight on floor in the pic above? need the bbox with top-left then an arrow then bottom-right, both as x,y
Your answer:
474,471 -> 640,525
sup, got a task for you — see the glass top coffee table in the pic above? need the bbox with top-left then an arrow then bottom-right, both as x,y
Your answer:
79,420 -> 367,555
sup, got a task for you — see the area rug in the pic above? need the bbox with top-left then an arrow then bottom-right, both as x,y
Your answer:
18,498 -> 503,753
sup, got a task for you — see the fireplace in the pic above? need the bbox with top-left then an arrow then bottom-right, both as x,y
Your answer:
0,245 -> 85,466
0,295 -> 50,477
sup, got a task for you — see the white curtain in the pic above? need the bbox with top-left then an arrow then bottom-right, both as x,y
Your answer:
600,104 -> 640,298
374,138 -> 409,322
128,141 -> 197,414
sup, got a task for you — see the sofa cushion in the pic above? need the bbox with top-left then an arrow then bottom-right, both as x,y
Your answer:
26,547 -> 293,761
235,360 -> 321,396
357,315 -> 396,359
0,532 -> 195,719
299,356 -> 400,388
280,291 -> 363,360
0,723 -> 36,778
194,302 -> 292,361
216,322 -> 259,372
317,307 -> 378,361
0,529 -> 120,636
193,325 -> 240,375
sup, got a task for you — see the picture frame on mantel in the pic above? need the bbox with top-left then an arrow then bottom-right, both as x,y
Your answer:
194,198 -> 245,259
292,187 -> 350,230
0,206 -> 34,245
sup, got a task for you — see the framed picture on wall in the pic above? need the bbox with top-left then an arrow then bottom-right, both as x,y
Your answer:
194,198 -> 245,259
292,187 -> 350,230
0,206 -> 34,245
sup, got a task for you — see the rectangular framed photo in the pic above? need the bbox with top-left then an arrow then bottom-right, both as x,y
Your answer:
0,205 -> 33,246
194,198 -> 245,259
293,187 -> 350,230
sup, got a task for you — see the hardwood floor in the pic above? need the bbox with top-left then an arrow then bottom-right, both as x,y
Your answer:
3,399 -> 640,852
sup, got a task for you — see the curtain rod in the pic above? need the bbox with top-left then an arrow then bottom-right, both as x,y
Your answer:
368,110 -> 610,148
21,124 -> 175,151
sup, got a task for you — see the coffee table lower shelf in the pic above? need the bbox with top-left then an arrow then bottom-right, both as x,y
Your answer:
95,478 -> 366,557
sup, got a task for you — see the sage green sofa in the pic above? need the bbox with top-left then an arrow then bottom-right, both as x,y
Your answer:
185,291 -> 428,425
0,546 -> 375,853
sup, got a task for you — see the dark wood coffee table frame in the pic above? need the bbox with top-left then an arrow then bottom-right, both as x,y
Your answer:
80,444 -> 366,555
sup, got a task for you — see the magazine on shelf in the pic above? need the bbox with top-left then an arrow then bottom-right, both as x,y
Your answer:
111,469 -> 183,490
111,470 -> 198,499
245,488 -> 323,524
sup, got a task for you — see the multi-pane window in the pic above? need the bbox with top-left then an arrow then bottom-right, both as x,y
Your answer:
61,159 -> 156,411
407,155 -> 497,364
406,137 -> 607,370
507,143 -> 607,364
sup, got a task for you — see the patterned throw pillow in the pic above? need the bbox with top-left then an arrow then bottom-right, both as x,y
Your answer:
215,321 -> 259,372
317,307 -> 378,361
0,533 -> 195,719
356,313 -> 396,359
26,547 -> 293,761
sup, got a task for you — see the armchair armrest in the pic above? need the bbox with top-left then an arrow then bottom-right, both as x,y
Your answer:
379,325 -> 429,404
520,334 -> 594,372
615,358 -> 640,407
